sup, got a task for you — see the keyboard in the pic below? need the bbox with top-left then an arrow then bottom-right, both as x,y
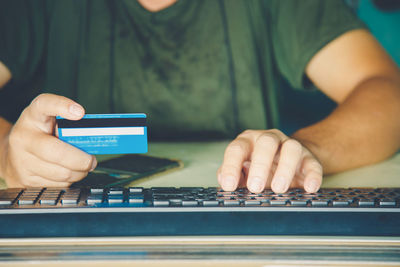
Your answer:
0,187 -> 399,237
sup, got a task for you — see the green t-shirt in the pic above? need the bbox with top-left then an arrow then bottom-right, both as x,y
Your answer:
0,0 -> 365,140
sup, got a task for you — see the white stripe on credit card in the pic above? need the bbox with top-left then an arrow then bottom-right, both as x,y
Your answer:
61,127 -> 145,137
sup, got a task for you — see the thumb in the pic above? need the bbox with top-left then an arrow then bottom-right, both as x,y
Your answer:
27,93 -> 85,123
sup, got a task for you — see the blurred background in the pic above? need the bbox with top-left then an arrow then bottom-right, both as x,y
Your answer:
280,0 -> 400,135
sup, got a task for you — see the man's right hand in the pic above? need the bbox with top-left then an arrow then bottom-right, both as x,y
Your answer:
0,93 -> 97,187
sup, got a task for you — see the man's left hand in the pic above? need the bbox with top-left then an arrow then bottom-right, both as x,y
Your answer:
218,129 -> 323,193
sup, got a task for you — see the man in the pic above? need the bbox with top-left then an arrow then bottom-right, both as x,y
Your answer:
0,0 -> 399,193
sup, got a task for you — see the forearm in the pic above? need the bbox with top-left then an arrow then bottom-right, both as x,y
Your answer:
0,61 -> 12,88
0,117 -> 12,178
0,61 -> 13,178
292,76 -> 400,174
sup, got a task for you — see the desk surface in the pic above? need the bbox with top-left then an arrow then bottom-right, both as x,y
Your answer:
1,141 -> 399,188
1,141 -> 400,266
128,141 -> 400,188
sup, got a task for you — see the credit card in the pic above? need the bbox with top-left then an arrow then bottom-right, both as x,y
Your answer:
56,113 -> 147,155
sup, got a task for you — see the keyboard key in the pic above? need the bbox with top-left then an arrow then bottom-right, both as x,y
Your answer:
270,199 -> 288,206
311,199 -> 330,206
244,200 -> 261,206
129,187 -> 143,193
289,199 -> 309,206
129,198 -> 144,204
40,199 -> 57,205
108,188 -> 124,195
108,198 -> 124,204
169,199 -> 183,205
0,191 -> 20,205
223,200 -> 240,206
61,199 -> 78,205
90,188 -> 104,194
182,200 -> 198,207
87,195 -> 103,205
379,199 -> 397,207
332,200 -> 349,206
153,200 -> 170,207
18,199 -> 36,205
358,199 -> 376,207
87,198 -> 102,205
107,194 -> 124,203
0,196 -> 18,204
202,200 -> 219,207
0,200 -> 12,205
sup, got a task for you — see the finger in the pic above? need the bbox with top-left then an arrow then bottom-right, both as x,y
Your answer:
218,161 -> 250,189
246,133 -> 280,193
271,139 -> 303,193
219,138 -> 252,191
27,133 -> 97,172
28,156 -> 88,183
27,93 -> 85,123
21,175 -> 71,188
302,156 -> 323,193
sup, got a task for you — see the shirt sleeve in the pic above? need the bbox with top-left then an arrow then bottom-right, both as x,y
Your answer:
269,0 -> 367,90
0,0 -> 46,85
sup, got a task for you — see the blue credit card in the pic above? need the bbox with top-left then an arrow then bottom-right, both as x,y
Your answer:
56,113 -> 148,155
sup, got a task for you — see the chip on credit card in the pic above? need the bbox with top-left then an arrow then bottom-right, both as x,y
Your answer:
56,113 -> 148,155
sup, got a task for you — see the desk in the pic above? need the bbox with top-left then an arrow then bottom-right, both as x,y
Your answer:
129,141 -> 400,188
1,141 -> 400,266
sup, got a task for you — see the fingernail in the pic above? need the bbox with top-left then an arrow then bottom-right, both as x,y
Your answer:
222,176 -> 236,191
273,179 -> 288,193
69,104 -> 84,117
306,180 -> 319,192
90,158 -> 97,171
249,177 -> 264,193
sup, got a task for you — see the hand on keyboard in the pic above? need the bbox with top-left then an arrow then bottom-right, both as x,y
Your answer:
1,93 -> 97,188
218,129 -> 323,194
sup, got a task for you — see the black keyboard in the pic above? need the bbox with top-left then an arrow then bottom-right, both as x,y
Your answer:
0,187 -> 399,237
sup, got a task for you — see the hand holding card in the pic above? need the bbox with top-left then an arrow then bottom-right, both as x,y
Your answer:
2,93 -> 96,188
57,113 -> 148,155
